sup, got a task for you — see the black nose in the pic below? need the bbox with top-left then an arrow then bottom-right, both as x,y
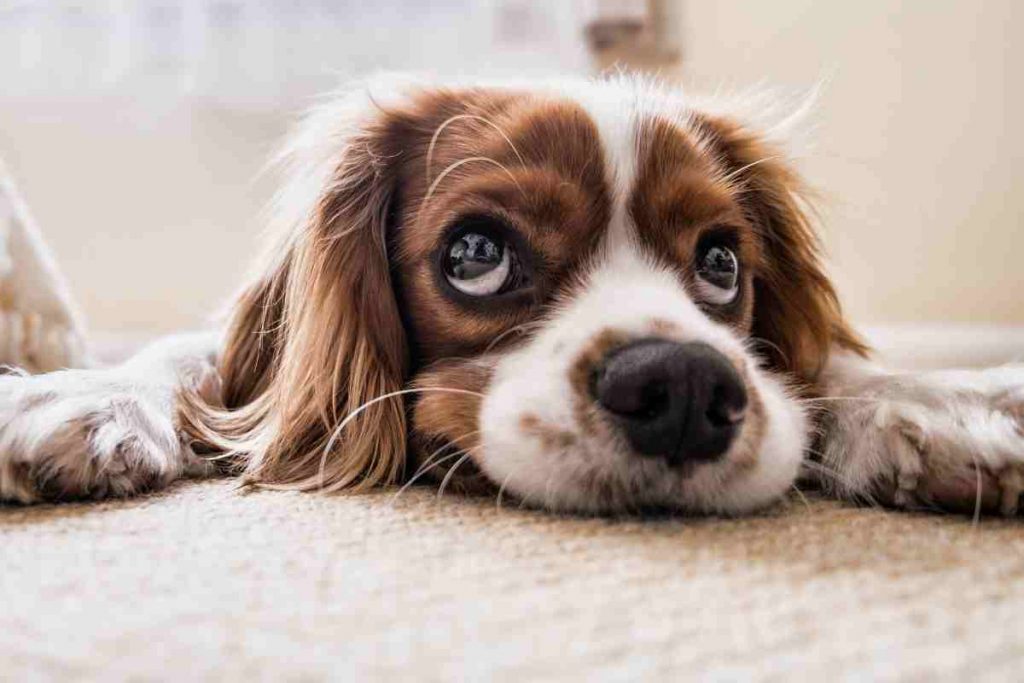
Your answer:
592,339 -> 747,465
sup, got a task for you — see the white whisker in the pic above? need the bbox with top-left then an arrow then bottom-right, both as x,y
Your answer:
790,483 -> 812,512
426,114 -> 527,178
496,472 -> 516,510
437,450 -> 476,499
391,429 -> 482,504
484,320 -> 545,354
745,336 -> 790,368
798,396 -> 885,405
423,156 -> 523,205
391,449 -> 467,504
316,387 -> 485,490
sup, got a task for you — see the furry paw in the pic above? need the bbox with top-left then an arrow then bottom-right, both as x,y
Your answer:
0,368 -> 215,503
819,364 -> 1024,517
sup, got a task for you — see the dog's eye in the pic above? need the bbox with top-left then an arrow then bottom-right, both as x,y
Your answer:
444,229 -> 513,296
695,244 -> 739,305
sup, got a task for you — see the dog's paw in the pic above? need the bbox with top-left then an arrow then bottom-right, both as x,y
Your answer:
0,368 -> 214,503
819,365 -> 1024,517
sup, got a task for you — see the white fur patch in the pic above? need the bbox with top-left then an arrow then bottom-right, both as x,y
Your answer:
0,333 -> 218,503
819,354 -> 1024,514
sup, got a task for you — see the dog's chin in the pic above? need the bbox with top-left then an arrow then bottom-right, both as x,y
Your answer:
473,368 -> 808,516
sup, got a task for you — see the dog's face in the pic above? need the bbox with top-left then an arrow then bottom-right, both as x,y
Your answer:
191,77 -> 862,515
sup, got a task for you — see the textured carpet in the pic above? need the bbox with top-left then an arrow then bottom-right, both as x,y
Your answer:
3,480 -> 1023,680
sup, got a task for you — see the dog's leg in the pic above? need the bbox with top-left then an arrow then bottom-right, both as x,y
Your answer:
813,351 -> 1024,516
0,332 -> 220,503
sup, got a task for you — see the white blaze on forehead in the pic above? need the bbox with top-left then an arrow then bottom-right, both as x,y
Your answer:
559,81 -> 644,253
570,87 -> 637,201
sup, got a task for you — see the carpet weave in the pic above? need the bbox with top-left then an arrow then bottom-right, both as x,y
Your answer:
3,480 -> 1022,680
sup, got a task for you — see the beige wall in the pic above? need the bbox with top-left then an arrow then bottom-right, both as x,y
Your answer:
1,1 -> 1020,334
680,0 -> 1024,324
0,100 -> 288,334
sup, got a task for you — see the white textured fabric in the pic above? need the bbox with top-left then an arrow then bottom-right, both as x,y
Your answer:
2,480 -> 1023,680
0,164 -> 89,372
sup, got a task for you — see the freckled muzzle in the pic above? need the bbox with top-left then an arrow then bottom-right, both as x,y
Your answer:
591,339 -> 748,466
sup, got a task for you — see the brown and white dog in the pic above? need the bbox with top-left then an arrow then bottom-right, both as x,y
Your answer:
2,74 -> 1023,516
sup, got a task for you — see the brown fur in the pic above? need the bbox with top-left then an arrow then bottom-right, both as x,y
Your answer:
631,116 -> 758,331
179,89 -> 614,492
408,358 -> 494,493
394,98 -> 611,359
568,328 -> 632,412
178,82 -> 865,497
180,112 -> 412,491
692,114 -> 869,385
519,414 -> 578,451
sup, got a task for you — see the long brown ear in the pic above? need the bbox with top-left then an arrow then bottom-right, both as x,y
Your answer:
181,95 -> 409,492
698,115 -> 868,384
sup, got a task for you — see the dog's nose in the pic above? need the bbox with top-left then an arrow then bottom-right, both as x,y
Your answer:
592,339 -> 747,465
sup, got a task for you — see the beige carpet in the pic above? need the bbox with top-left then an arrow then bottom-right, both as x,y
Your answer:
3,480 -> 1023,680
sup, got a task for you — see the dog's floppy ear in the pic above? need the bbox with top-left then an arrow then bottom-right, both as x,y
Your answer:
698,114 -> 868,384
182,89 -> 410,491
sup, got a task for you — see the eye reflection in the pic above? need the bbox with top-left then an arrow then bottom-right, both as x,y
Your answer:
440,213 -> 533,298
695,244 -> 739,306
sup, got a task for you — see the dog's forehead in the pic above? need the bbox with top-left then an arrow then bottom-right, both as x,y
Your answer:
495,87 -> 742,274
403,84 -> 731,243
559,85 -> 645,201
508,85 -> 710,203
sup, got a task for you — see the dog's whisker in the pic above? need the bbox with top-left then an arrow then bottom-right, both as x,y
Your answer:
426,113 -> 527,178
436,449 -> 478,499
316,387 -> 485,490
745,336 -> 791,368
797,396 -> 885,404
790,482 -> 813,512
496,472 -> 515,510
391,449 -> 469,504
391,430 -> 482,503
483,320 -> 546,354
423,156 -> 524,207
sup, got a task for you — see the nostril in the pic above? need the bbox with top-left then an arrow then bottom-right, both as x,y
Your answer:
706,405 -> 745,428
592,364 -> 670,420
705,386 -> 747,429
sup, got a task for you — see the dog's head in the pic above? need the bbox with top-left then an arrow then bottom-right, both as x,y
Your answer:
185,75 -> 864,514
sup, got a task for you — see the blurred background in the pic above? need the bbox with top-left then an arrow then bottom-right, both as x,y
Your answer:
0,1 -> 1021,347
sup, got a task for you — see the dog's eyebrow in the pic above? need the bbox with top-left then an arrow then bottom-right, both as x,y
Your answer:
423,156 -> 525,204
426,113 -> 527,178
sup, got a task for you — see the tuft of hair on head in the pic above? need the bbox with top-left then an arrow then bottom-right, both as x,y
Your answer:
178,85 -> 412,492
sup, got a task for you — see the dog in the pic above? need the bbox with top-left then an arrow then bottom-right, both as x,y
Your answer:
2,74 -> 1022,516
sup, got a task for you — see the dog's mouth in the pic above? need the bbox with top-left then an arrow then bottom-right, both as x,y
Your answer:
407,333 -> 803,516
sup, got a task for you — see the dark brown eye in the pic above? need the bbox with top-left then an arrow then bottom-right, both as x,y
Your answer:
444,231 -> 510,295
442,216 -> 527,297
695,244 -> 739,305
